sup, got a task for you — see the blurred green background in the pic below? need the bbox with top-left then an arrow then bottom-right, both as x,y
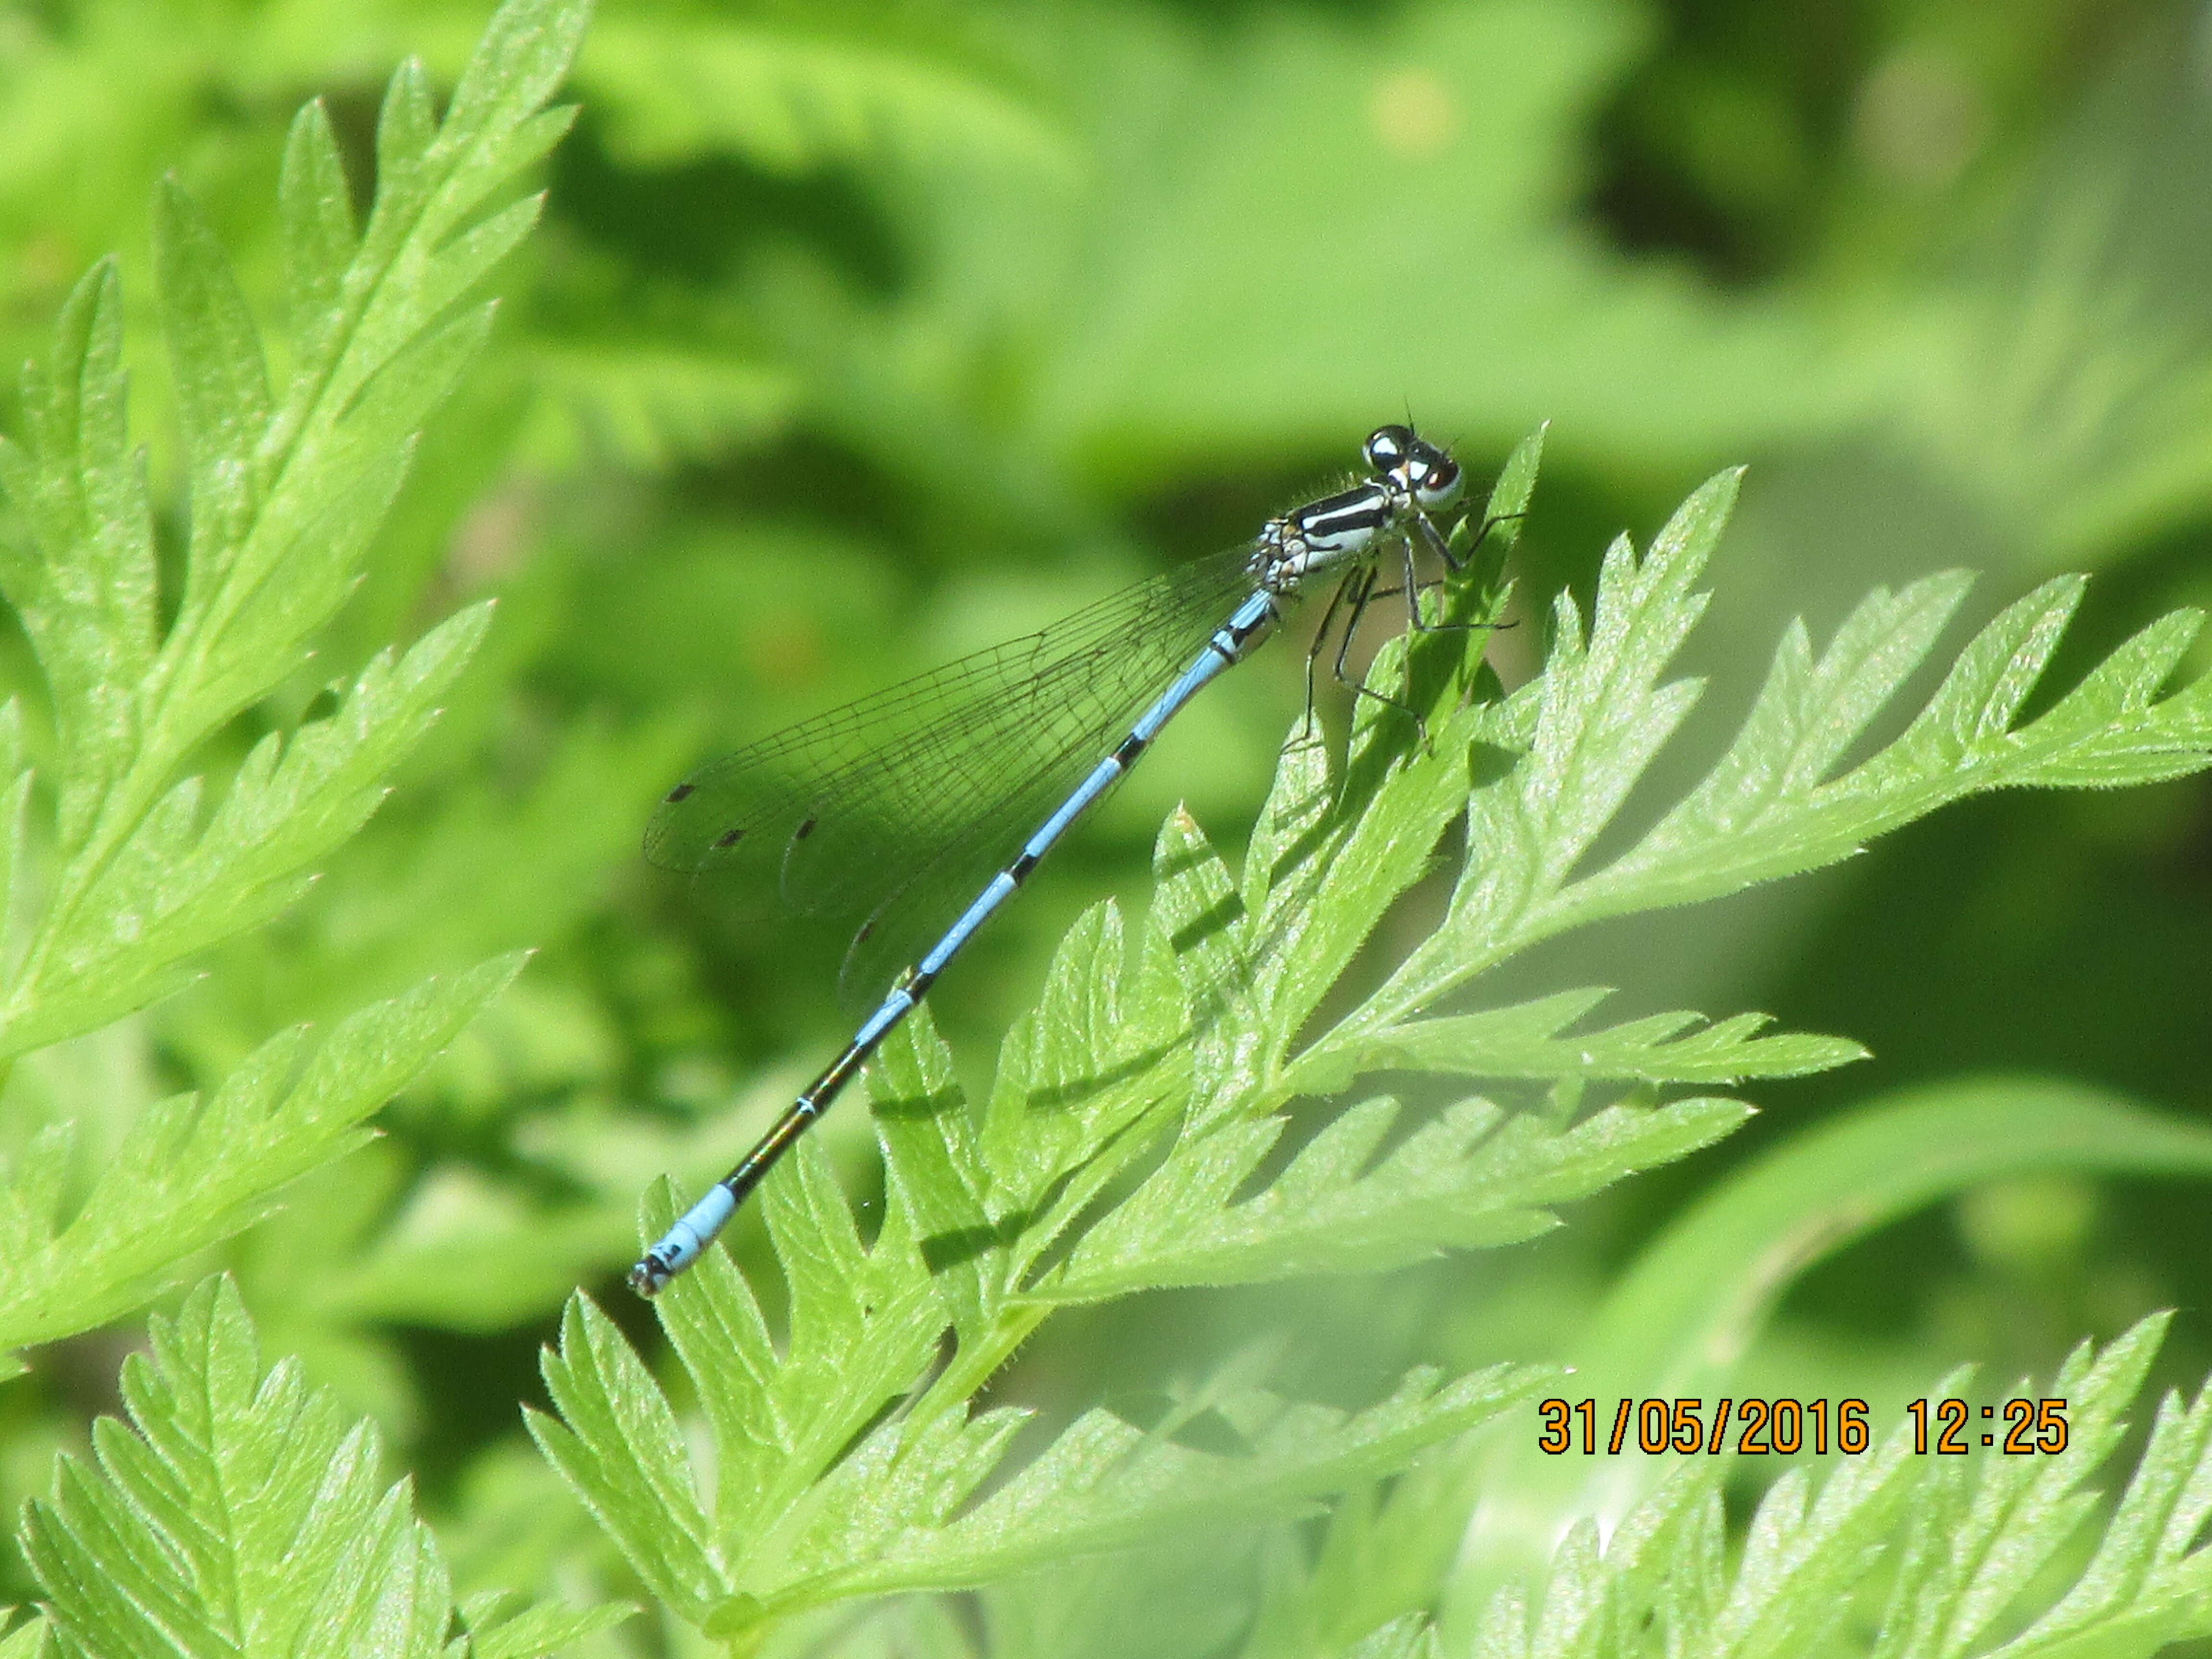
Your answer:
4,0 -> 2212,1640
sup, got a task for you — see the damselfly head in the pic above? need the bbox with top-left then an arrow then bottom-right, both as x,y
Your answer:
1362,423 -> 1415,473
1363,424 -> 1463,511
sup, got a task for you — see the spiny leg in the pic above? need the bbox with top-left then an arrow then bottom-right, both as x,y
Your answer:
1396,511 -> 1514,637
1447,505 -> 1527,565
1401,504 -> 1529,637
1301,568 -> 1359,741
1329,559 -> 1432,746
1412,506 -> 1463,573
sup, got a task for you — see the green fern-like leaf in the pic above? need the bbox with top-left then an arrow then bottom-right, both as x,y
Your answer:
16,1276 -> 627,1659
0,0 -> 591,1352
532,1221 -> 1545,1637
0,955 -> 524,1356
0,0 -> 589,1061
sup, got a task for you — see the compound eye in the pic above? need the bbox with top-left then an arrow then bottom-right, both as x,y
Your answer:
1415,455 -> 1464,507
1363,424 -> 1412,472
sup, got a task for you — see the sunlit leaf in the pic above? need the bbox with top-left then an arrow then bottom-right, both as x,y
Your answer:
17,1276 -> 625,1659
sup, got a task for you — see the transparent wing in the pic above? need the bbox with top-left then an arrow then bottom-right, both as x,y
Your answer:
646,544 -> 1268,1001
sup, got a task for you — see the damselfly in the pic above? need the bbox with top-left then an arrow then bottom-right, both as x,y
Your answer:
631,424 -> 1496,1295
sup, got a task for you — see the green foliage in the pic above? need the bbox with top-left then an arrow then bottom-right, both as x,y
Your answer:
1452,1315 -> 2212,1659
0,0 -> 583,1060
4,0 -> 2212,1656
1456,1079 -> 2212,1601
579,12 -> 1078,181
529,451 -> 1600,1639
0,0 -> 610,1647
538,438 -> 2212,1647
1587,1080 -> 2212,1409
0,0 -> 591,1365
0,1611 -> 44,1658
0,956 -> 521,1356
18,1276 -> 626,1658
954,1312 -> 2212,1659
540,1254 -> 1540,1636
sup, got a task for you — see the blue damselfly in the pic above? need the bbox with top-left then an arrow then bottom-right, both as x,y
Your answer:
632,424 -> 1495,1295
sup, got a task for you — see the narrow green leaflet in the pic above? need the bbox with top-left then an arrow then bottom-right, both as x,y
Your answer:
18,1277 -> 627,1659
0,0 -> 590,1061
1317,989 -> 1863,1089
0,955 -> 524,1356
0,602 -> 492,1051
0,267 -> 156,826
529,1148 -> 947,1629
1230,1455 -> 1491,1659
1046,1092 -> 1750,1301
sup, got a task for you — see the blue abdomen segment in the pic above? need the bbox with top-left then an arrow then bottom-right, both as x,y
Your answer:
630,1183 -> 737,1294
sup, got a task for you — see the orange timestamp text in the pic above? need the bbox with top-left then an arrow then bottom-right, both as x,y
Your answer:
1535,1396 -> 2071,1456
1537,1396 -> 1869,1456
